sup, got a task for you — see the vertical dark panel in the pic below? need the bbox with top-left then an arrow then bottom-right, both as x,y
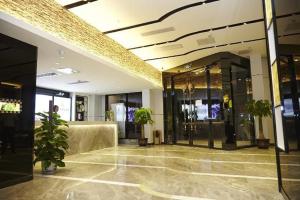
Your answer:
0,33 -> 37,188
207,69 -> 213,148
171,76 -> 176,144
263,0 -> 300,198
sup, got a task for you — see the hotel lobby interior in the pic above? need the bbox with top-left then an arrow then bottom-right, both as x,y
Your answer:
0,0 -> 299,199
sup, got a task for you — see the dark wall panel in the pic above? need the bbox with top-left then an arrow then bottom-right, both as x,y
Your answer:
0,33 -> 37,188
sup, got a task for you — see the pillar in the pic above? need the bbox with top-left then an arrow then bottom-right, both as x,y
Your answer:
142,89 -> 164,144
250,53 -> 274,142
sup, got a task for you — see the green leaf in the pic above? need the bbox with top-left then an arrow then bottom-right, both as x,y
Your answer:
33,111 -> 69,168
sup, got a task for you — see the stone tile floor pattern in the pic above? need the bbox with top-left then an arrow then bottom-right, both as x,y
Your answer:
0,145 -> 294,200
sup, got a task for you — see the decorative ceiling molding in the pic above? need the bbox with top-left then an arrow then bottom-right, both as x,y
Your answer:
144,38 -> 266,61
128,19 -> 264,50
103,0 -> 220,34
0,0 -> 162,86
64,0 -> 98,10
128,12 -> 300,50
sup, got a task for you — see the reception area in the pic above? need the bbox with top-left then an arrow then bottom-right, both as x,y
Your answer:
0,0 -> 300,199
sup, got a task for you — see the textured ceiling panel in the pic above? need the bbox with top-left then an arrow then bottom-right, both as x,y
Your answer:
0,0 -> 162,86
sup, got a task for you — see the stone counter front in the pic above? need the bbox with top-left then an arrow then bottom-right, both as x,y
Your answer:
35,121 -> 118,155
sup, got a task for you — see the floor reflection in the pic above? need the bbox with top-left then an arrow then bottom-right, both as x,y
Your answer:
0,145 -> 287,200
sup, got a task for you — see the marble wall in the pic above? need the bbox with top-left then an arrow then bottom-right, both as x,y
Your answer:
35,121 -> 118,155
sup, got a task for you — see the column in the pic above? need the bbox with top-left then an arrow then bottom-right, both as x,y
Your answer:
250,53 -> 274,142
142,89 -> 153,143
142,89 -> 165,144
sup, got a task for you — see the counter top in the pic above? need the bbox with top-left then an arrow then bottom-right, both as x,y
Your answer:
34,120 -> 118,155
35,120 -> 117,126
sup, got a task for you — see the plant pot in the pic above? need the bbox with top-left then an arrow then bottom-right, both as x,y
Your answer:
41,161 -> 57,175
257,139 -> 270,149
222,142 -> 237,150
138,138 -> 148,146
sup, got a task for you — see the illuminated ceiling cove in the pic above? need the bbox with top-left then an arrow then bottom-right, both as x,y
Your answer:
55,0 -> 269,70
0,0 -> 162,87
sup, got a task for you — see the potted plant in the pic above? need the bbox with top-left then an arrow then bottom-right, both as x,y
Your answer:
246,100 -> 272,148
34,112 -> 69,174
105,110 -> 114,121
134,108 -> 153,146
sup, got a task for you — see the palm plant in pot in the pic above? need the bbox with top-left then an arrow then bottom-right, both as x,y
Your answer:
246,100 -> 272,149
34,112 -> 69,174
134,108 -> 153,146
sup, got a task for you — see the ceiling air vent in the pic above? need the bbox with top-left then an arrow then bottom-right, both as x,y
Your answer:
197,35 -> 215,46
141,27 -> 175,37
37,72 -> 58,78
68,80 -> 89,85
159,44 -> 183,51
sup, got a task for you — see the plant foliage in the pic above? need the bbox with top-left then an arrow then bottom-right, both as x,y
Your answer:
134,108 -> 153,125
34,112 -> 69,169
245,100 -> 272,139
246,100 -> 272,118
105,110 -> 114,121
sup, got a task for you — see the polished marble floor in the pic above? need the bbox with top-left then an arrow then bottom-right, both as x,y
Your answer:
0,145 -> 294,200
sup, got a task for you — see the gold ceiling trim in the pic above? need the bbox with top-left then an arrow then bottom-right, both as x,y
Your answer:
0,0 -> 162,86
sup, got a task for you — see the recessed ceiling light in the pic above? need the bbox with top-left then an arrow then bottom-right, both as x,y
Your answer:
56,67 -> 79,75
185,64 -> 192,69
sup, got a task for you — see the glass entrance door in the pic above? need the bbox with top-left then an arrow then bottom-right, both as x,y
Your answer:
173,66 -> 223,148
280,55 -> 300,151
231,65 -> 255,147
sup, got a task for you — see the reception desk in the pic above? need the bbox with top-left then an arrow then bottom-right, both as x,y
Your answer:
35,121 -> 118,155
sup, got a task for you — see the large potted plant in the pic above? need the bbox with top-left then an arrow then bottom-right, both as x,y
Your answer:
134,108 -> 153,146
34,112 -> 69,174
246,100 -> 272,148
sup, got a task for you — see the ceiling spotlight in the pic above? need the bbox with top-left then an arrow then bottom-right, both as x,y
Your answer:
56,67 -> 79,75
185,64 -> 192,69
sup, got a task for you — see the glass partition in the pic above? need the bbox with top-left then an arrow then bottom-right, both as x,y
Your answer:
190,68 -> 209,147
107,94 -> 126,139
231,65 -> 255,147
163,55 -> 254,149
173,72 -> 190,145
126,93 -> 142,139
209,65 -> 224,148
106,92 -> 142,139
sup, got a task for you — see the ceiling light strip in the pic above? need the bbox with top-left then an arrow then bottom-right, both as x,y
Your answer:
103,0 -> 220,34
144,38 -> 265,61
1,0 -> 162,86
